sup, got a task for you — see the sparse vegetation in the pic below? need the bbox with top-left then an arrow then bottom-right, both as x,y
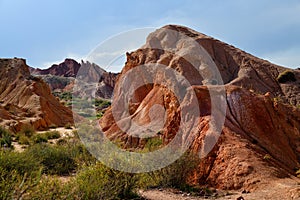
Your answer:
0,150 -> 41,176
0,127 -> 12,148
273,96 -> 283,103
19,125 -> 36,138
94,98 -> 111,109
17,135 -> 31,145
64,123 -> 72,129
277,70 -> 296,83
263,154 -> 272,160
56,138 -> 68,145
144,137 -> 163,151
0,167 -> 42,200
26,144 -> 76,175
45,130 -> 61,139
32,134 -> 48,144
53,91 -> 73,102
0,124 -> 201,199
143,152 -> 200,191
49,124 -> 58,129
27,176 -> 73,200
74,163 -> 140,200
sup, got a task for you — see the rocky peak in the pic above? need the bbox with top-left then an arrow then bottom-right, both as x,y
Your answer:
31,58 -> 81,77
99,25 -> 300,190
128,24 -> 300,105
0,58 -> 31,94
0,58 -> 30,76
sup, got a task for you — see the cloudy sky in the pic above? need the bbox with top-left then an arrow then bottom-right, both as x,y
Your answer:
1,0 -> 300,72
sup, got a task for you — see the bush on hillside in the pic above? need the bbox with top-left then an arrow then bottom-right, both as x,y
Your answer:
277,70 -> 296,83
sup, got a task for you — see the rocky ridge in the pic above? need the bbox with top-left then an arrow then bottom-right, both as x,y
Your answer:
30,59 -> 119,99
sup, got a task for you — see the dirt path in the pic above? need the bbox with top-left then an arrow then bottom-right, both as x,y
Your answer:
139,188 -> 239,200
139,189 -> 216,200
139,178 -> 300,200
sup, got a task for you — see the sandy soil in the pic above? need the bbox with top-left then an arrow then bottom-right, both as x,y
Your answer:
139,177 -> 300,200
37,127 -> 75,138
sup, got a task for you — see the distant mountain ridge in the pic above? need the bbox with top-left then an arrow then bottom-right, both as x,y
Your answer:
30,59 -> 119,99
30,58 -> 81,77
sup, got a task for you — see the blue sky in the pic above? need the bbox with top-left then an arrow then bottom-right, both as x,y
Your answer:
1,0 -> 300,71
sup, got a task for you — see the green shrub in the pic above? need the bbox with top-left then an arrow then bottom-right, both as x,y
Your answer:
0,148 -> 42,199
69,143 -> 96,168
0,167 -> 20,200
74,163 -> 139,200
96,111 -> 103,119
27,176 -> 74,200
26,144 -> 76,175
0,150 -> 41,175
19,125 -> 35,138
49,124 -> 57,129
144,137 -> 163,152
17,135 -> 31,145
277,70 -> 296,83
56,138 -> 68,145
142,152 -> 200,191
0,167 -> 41,200
27,162 -> 140,200
64,123 -> 72,129
45,131 -> 61,139
32,134 -> 48,144
53,91 -> 72,102
0,127 -> 12,148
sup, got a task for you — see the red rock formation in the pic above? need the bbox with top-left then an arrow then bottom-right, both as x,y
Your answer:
0,58 -> 74,132
30,58 -> 81,77
31,59 -> 118,99
99,25 -> 300,190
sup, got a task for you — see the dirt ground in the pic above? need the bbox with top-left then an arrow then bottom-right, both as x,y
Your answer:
139,177 -> 300,200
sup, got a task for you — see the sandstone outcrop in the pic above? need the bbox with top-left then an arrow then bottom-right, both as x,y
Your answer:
99,25 -> 300,190
0,58 -> 74,132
